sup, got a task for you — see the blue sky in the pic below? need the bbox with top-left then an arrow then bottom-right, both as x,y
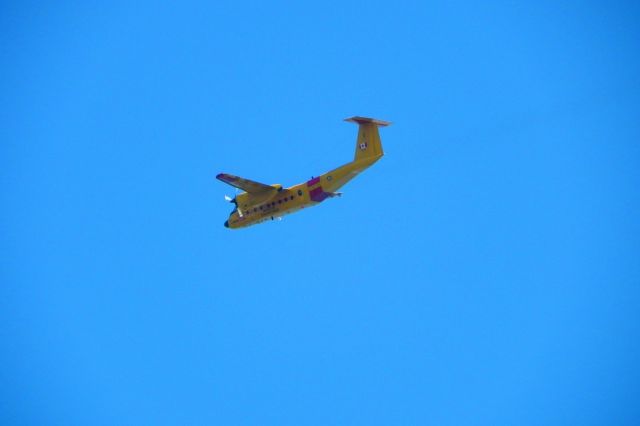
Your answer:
2,1 -> 639,424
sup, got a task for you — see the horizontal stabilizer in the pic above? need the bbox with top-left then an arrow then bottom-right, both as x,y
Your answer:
344,116 -> 391,127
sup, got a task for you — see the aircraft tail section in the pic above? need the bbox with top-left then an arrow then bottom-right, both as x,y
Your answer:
345,116 -> 391,162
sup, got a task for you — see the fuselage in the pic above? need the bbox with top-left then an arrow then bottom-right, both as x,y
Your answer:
224,156 -> 380,229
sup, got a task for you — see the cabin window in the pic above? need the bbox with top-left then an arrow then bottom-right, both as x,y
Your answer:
297,190 -> 303,196
253,208 -> 257,212
290,196 -> 294,200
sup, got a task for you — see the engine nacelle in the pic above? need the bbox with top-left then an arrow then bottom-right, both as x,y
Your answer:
233,184 -> 283,211
234,192 -> 251,208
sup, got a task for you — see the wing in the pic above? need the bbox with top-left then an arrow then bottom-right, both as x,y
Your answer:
216,173 -> 276,194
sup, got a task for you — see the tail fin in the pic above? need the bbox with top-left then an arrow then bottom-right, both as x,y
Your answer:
345,116 -> 391,162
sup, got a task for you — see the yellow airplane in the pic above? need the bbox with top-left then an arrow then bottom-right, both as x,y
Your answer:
217,116 -> 391,229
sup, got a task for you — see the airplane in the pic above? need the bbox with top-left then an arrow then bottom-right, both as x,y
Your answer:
217,116 -> 391,229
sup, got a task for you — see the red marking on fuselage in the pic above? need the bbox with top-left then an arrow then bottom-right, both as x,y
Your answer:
309,186 -> 329,202
306,177 -> 320,187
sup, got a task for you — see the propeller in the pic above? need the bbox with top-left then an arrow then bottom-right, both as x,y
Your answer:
224,190 -> 243,217
224,187 -> 240,204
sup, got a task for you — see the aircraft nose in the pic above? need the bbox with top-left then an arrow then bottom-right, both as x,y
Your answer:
224,220 -> 229,228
